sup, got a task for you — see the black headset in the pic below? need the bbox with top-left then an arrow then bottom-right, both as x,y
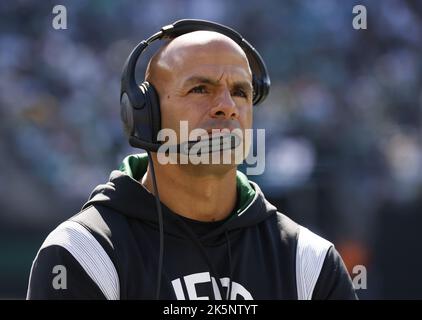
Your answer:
120,19 -> 271,152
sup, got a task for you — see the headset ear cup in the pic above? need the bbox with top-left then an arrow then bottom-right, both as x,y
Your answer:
120,92 -> 134,137
144,82 -> 161,143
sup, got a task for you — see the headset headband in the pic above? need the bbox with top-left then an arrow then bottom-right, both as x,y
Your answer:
121,19 -> 270,108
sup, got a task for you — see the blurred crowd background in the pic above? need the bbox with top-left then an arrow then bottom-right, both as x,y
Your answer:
1,0 -> 421,299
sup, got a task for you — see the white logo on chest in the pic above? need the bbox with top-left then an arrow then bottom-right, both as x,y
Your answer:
171,271 -> 253,300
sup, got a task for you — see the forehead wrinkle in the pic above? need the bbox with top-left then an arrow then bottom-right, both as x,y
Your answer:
182,74 -> 252,92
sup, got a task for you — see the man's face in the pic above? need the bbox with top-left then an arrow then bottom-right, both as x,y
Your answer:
149,32 -> 253,150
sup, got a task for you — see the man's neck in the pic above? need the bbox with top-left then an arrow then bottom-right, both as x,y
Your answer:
140,159 -> 238,222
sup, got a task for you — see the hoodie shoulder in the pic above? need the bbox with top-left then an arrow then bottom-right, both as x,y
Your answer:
270,212 -> 300,299
276,211 -> 300,243
71,204 -> 154,299
27,209 -> 121,300
70,204 -> 135,270
71,204 -> 122,251
273,211 -> 356,300
311,246 -> 358,300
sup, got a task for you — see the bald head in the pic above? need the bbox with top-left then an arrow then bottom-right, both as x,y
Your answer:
145,31 -> 252,87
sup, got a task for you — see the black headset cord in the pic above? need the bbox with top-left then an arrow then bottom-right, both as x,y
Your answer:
147,151 -> 164,300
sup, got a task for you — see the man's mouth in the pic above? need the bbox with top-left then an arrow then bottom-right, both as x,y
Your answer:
205,127 -> 238,137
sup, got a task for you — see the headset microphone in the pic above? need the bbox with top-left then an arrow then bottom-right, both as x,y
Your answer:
129,132 -> 242,155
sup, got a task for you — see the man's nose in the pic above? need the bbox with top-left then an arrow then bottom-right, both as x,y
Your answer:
209,89 -> 239,120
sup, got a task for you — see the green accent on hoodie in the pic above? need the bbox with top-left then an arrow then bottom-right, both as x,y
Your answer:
119,153 -> 256,215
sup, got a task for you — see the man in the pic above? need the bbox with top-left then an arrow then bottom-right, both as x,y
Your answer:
27,22 -> 357,300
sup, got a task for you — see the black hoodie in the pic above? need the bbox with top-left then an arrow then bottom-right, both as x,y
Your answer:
27,154 -> 357,300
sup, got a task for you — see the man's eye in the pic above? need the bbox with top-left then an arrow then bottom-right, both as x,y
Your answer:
232,89 -> 248,98
188,85 -> 208,94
